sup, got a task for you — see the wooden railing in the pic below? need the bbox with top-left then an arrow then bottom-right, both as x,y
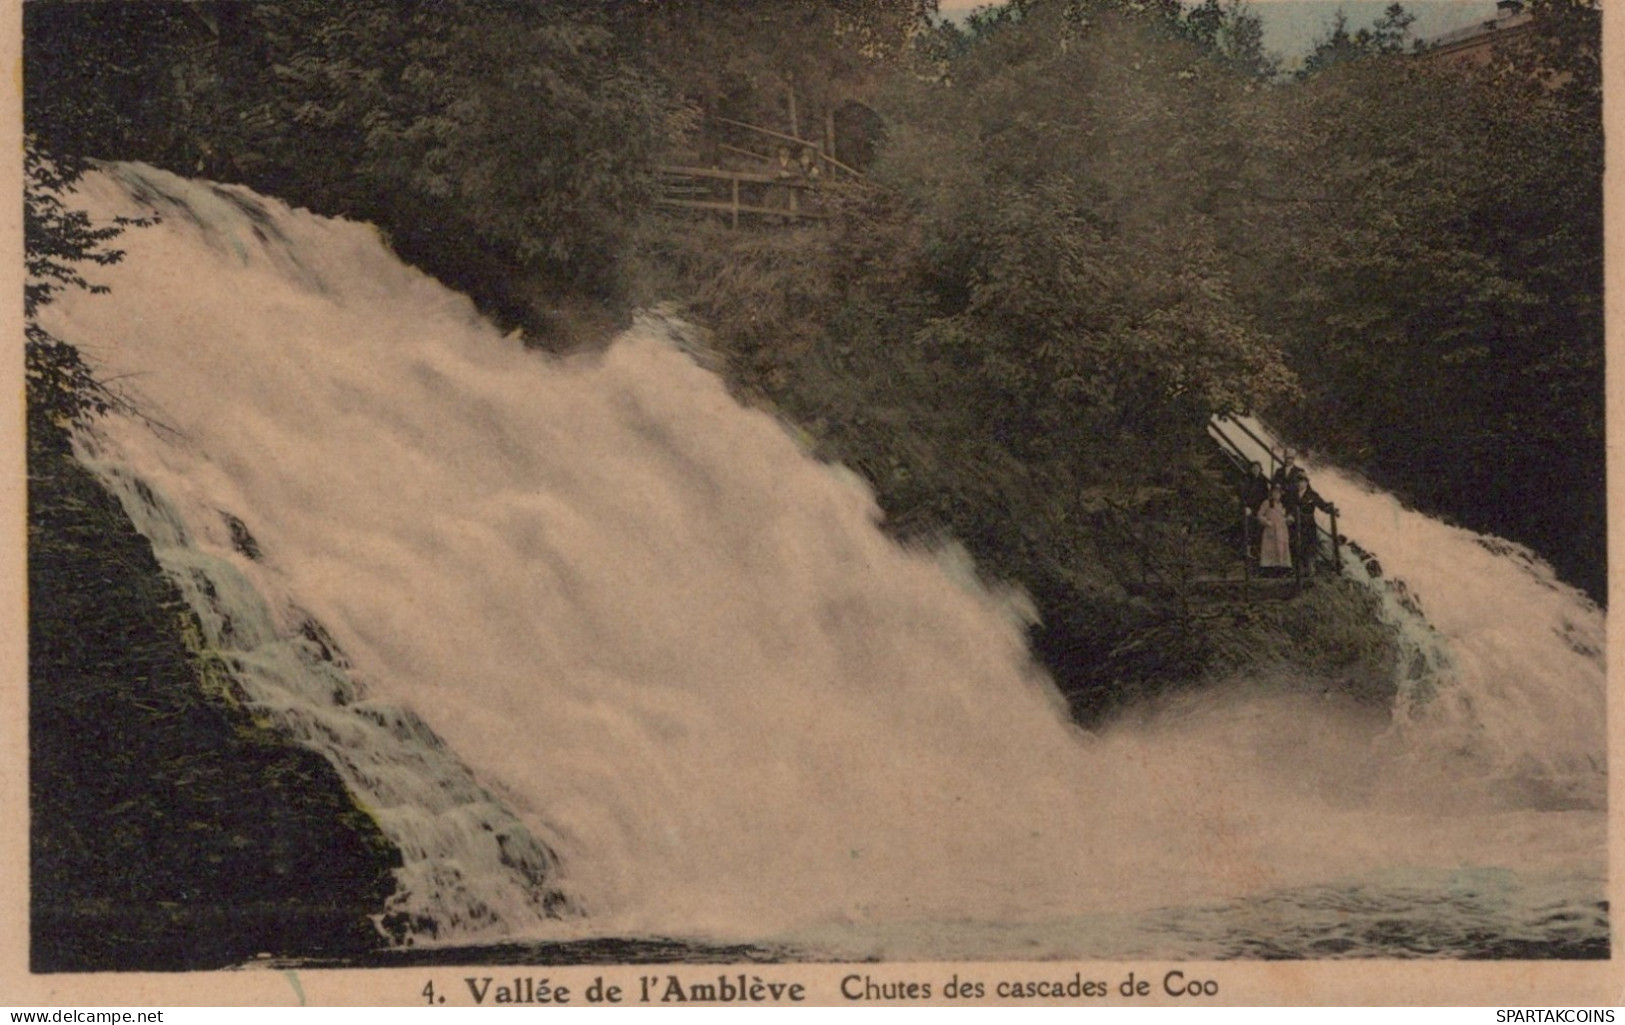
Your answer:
704,116 -> 865,179
1208,415 -> 1342,582
655,165 -> 832,227
655,109 -> 868,228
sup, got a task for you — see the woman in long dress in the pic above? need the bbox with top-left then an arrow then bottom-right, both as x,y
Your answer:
1257,484 -> 1293,574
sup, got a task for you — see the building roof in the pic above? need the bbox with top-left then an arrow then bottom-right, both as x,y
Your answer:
1420,2 -> 1535,60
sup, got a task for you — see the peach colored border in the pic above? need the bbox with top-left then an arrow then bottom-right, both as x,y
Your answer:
0,0 -> 1617,1006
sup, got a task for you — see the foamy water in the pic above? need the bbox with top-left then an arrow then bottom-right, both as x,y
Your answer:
39,165 -> 1607,956
1321,467 -> 1605,808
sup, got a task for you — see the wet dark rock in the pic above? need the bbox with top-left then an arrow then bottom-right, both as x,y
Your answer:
224,512 -> 262,561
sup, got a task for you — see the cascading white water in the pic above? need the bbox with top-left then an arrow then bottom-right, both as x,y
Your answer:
1310,466 -> 1606,811
71,451 -> 577,941
1211,415 -> 1606,810
40,163 -> 1606,958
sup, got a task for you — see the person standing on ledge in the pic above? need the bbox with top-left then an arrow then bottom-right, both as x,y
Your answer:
1241,461 -> 1270,563
1257,484 -> 1293,576
1273,448 -> 1306,491
1293,475 -> 1336,574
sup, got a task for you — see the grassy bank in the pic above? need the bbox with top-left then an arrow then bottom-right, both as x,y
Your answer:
28,422 -> 400,972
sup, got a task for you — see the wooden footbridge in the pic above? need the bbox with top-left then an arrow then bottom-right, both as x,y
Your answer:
655,165 -> 832,226
655,114 -> 865,227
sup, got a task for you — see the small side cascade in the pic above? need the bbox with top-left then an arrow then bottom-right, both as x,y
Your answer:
75,437 -> 580,944
1333,536 -> 1458,711
1207,414 -> 1605,810
1311,463 -> 1606,809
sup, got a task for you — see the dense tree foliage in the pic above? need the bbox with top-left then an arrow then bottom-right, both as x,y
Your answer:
1244,0 -> 1604,599
638,0 -> 1602,706
24,0 -> 1604,725
26,0 -> 672,326
637,0 -> 1321,717
22,0 -> 1598,974
24,142 -> 138,432
1297,2 -> 1417,76
603,0 -> 934,190
614,0 -> 933,108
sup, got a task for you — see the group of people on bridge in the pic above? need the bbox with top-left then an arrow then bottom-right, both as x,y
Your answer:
774,144 -> 824,181
1242,450 -> 1336,577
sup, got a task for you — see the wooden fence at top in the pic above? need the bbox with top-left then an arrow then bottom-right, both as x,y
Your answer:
654,165 -> 832,227
655,113 -> 864,228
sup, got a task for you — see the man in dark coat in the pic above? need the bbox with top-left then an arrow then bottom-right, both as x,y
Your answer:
1240,461 -> 1270,563
1293,476 -> 1335,573
1273,449 -> 1307,491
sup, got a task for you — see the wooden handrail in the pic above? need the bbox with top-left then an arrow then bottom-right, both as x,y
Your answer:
1224,415 -> 1282,475
654,197 -> 831,221
659,165 -> 822,187
718,142 -> 771,165
706,116 -> 866,178
1207,422 -> 1251,472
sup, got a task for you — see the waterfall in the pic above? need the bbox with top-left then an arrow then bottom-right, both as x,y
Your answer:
1211,414 -> 1605,810
70,449 -> 577,943
39,163 -> 1606,957
1309,466 -> 1606,811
